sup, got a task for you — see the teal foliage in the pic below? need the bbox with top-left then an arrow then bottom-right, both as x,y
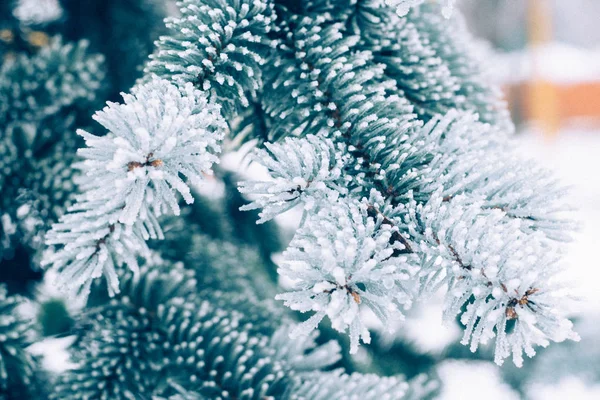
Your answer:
146,0 -> 276,119
0,37 -> 105,149
54,260 -> 411,399
347,1 -> 461,120
0,34 -> 104,270
157,208 -> 286,334
0,36 -> 103,263
59,0 -> 168,100
0,285 -> 45,399
51,263 -> 196,399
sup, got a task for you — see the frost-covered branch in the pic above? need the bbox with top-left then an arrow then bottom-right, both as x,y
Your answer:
0,285 -> 43,398
43,79 -> 226,296
145,0 -> 275,118
240,122 -> 578,365
0,37 -> 105,154
239,134 -> 347,222
420,111 -> 574,241
406,3 -> 513,131
274,197 -> 414,354
403,191 -> 579,366
52,262 -> 414,399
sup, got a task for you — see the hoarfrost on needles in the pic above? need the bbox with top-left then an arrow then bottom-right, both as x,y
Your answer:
275,199 -> 413,354
43,79 -> 227,296
239,135 -> 347,223
240,114 -> 579,365
77,79 -> 225,224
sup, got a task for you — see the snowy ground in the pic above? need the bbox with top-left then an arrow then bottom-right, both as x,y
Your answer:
493,43 -> 600,85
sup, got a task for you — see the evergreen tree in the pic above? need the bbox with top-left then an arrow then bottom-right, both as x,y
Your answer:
0,0 -> 583,399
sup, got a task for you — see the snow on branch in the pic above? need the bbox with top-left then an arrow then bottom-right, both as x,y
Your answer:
275,198 -> 414,354
239,117 -> 578,365
79,79 -> 225,223
43,79 -> 227,296
145,0 -> 275,118
420,111 -> 574,241
238,135 -> 348,223
403,190 -> 579,366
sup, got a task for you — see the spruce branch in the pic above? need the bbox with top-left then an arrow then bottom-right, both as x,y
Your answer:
52,262 -> 411,399
404,191 -> 579,366
0,285 -> 45,398
0,36 -> 105,156
43,79 -> 227,296
275,198 -> 414,354
238,134 -> 347,222
145,0 -> 276,118
406,2 -> 513,131
240,115 -> 578,364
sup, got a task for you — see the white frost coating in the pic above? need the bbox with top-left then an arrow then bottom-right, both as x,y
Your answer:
421,112 -> 574,242
238,135 -> 347,223
403,190 -> 580,366
43,79 -> 227,296
77,79 -> 225,224
240,114 -> 578,365
275,199 -> 413,354
387,0 -> 457,18
14,0 -> 62,25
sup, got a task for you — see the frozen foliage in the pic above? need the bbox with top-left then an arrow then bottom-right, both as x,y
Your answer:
0,142 -> 79,261
406,4 -> 513,131
0,138 -> 17,194
13,0 -> 63,25
294,370 -> 436,400
0,0 -> 578,396
349,2 -> 460,121
403,191 -> 579,366
269,325 -> 342,372
43,79 -> 227,296
241,110 -> 577,365
77,79 -> 225,224
239,135 -> 347,222
52,263 -> 410,399
418,112 -> 573,241
0,37 -> 104,261
294,370 -> 409,400
260,12 -> 421,152
275,199 -> 413,354
146,0 -> 275,118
